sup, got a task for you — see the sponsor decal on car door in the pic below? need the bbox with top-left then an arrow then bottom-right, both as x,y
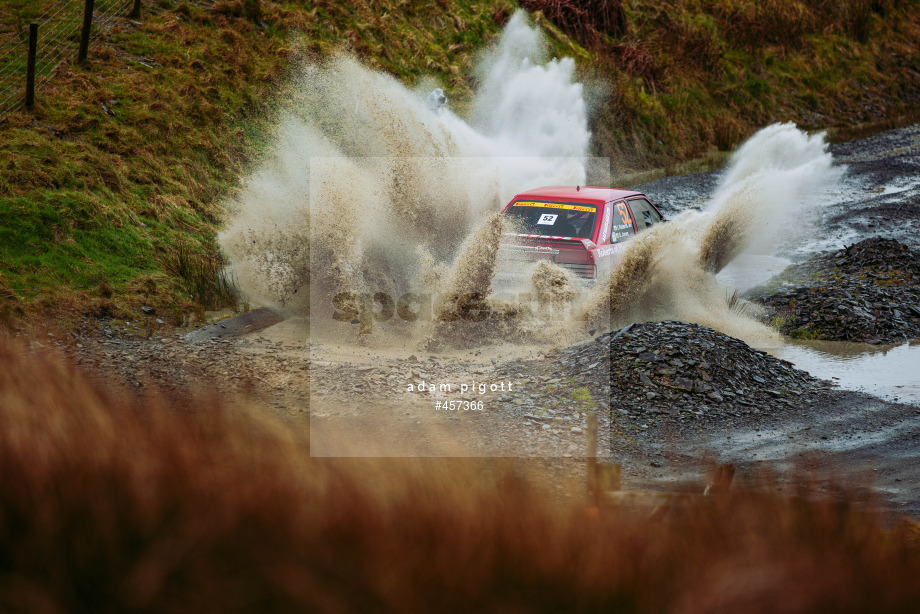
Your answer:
600,204 -> 612,245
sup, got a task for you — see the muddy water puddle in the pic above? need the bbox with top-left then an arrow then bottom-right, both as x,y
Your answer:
714,252 -> 920,406
715,253 -> 792,291
768,339 -> 920,406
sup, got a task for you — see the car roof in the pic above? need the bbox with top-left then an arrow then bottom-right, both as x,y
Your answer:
512,185 -> 644,204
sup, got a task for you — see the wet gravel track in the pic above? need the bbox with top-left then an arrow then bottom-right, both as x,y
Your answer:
632,124 -> 920,516
51,123 -> 920,519
749,238 -> 920,343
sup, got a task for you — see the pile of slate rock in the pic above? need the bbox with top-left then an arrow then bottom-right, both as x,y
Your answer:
750,238 -> 920,343
557,321 -> 826,421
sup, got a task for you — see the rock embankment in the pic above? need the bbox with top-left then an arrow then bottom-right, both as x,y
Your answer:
750,238 -> 920,343
606,321 -> 824,419
546,321 -> 827,429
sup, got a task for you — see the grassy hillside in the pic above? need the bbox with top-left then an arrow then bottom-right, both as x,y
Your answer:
528,0 -> 920,167
0,0 -> 515,326
0,0 -> 919,326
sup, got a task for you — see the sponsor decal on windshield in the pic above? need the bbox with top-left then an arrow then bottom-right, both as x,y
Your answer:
513,200 -> 596,212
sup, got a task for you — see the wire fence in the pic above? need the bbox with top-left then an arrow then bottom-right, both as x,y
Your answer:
0,0 -> 137,116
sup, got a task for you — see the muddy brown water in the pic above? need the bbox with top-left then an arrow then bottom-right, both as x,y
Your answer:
711,253 -> 920,406
714,253 -> 792,292
771,340 -> 920,406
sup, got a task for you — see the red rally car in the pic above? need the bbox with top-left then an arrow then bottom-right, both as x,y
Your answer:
497,186 -> 667,283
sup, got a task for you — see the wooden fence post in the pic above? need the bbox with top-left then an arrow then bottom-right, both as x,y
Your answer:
25,23 -> 37,110
78,0 -> 95,64
130,0 -> 141,20
587,411 -> 598,505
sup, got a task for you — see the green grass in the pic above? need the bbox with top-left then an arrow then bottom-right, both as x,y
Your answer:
769,316 -> 788,331
1,0 -> 919,324
0,194 -> 152,292
0,0 -> 515,320
790,326 -> 821,340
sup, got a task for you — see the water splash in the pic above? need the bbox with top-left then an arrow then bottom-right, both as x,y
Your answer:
219,11 -> 591,319
581,123 -> 842,346
220,10 -> 842,350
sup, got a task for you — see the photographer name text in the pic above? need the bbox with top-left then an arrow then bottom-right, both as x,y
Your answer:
406,380 -> 515,394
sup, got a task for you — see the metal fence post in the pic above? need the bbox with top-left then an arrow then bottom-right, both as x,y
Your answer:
25,23 -> 37,110
78,0 -> 95,63
130,0 -> 141,20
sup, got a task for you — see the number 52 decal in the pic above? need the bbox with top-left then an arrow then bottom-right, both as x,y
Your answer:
615,202 -> 633,226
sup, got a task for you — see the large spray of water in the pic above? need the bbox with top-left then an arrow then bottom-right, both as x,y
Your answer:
220,11 -> 842,348
219,12 -> 590,320
580,123 -> 842,346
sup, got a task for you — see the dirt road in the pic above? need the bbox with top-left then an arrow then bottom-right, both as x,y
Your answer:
55,123 -> 920,517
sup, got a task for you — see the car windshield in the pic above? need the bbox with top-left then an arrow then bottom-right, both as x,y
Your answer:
503,200 -> 597,239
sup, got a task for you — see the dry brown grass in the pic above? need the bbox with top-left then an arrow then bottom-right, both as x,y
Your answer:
521,0 -> 627,45
0,281 -> 22,328
542,0 -> 920,170
1,336 -> 920,612
159,242 -> 239,311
